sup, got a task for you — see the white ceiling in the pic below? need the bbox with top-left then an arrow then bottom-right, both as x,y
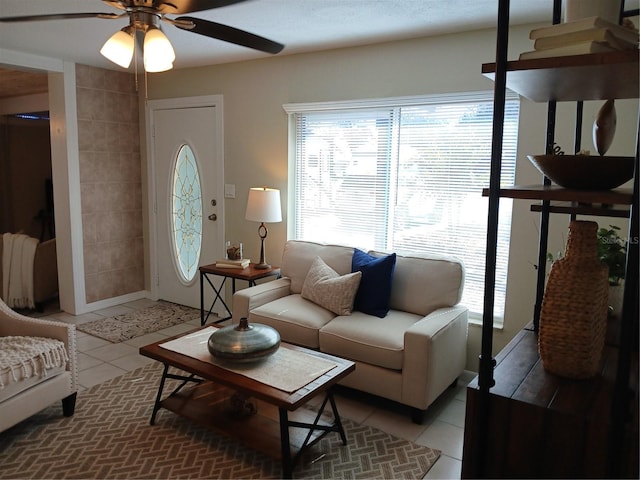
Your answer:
0,0 -> 555,71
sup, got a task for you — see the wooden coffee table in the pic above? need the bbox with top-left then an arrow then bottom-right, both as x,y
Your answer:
139,326 -> 355,478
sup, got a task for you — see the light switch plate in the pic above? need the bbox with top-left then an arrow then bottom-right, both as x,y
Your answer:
224,184 -> 236,198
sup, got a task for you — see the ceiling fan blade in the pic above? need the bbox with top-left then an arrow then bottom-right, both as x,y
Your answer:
175,16 -> 284,54
156,0 -> 251,14
102,0 -> 249,14
0,12 -> 122,22
102,1 -> 129,10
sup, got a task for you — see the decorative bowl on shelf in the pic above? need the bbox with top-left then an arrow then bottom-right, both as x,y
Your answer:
527,154 -> 634,190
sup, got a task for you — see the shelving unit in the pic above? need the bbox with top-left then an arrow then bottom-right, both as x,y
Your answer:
462,0 -> 639,478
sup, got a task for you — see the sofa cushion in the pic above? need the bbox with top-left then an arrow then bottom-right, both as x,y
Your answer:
301,257 -> 362,316
369,251 -> 465,317
351,249 -> 396,318
249,294 -> 336,348
0,335 -> 68,402
319,310 -> 421,370
281,241 -> 355,294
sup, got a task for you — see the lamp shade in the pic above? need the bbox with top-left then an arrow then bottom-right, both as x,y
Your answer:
143,27 -> 175,72
100,29 -> 135,68
245,187 -> 282,223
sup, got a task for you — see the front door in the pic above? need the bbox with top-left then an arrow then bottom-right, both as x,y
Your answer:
149,98 -> 224,309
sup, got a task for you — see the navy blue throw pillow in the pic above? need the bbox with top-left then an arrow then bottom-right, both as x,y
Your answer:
351,249 -> 396,318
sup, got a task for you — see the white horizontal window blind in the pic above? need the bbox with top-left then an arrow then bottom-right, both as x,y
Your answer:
286,93 -> 519,319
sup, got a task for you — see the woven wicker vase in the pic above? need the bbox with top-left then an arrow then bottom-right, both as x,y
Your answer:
539,220 -> 609,379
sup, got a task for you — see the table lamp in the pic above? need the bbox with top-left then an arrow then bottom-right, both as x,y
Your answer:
245,187 -> 282,269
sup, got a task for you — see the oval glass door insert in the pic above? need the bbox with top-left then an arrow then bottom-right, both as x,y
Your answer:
171,144 -> 202,282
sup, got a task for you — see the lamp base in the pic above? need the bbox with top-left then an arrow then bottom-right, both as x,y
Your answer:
256,225 -> 270,270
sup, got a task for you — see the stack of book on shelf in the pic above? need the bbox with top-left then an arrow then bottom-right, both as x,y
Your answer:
520,16 -> 639,60
215,258 -> 250,269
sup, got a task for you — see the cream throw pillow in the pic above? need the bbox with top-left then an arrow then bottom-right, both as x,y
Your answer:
301,256 -> 362,315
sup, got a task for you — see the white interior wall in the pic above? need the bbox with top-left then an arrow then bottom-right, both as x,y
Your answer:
145,23 -> 638,371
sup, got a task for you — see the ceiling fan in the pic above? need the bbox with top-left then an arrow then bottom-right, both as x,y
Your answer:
0,0 -> 285,72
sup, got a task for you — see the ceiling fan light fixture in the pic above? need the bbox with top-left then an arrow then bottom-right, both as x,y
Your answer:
2,3 -> 284,74
143,26 -> 175,72
100,27 -> 134,69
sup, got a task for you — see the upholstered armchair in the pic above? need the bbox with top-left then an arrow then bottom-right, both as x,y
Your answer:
0,298 -> 77,432
0,236 -> 59,311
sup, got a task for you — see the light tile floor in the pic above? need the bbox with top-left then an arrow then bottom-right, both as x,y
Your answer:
40,298 -> 474,480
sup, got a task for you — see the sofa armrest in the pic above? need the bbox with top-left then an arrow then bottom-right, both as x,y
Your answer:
33,238 -> 58,304
0,300 -> 78,391
402,305 -> 468,409
232,277 -> 292,322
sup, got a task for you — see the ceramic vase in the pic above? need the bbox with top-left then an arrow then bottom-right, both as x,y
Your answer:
593,99 -> 616,156
539,220 -> 609,378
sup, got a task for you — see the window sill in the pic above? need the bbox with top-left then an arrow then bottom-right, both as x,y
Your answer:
468,312 -> 504,331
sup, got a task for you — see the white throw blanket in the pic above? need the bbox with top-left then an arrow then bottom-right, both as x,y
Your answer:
2,233 -> 38,309
0,336 -> 68,388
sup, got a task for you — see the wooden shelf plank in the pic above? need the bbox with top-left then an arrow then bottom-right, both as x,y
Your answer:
530,201 -> 631,217
161,382 -> 331,460
491,328 -> 541,399
482,184 -> 633,204
476,326 -> 638,418
482,50 -> 639,102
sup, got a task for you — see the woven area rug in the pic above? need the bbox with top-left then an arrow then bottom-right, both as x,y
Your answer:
0,362 -> 441,479
76,301 -> 203,342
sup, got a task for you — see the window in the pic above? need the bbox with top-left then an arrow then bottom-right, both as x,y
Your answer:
284,93 -> 519,320
171,144 -> 202,283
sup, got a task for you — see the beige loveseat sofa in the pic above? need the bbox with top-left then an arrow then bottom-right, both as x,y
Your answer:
233,240 -> 468,422
0,298 -> 78,432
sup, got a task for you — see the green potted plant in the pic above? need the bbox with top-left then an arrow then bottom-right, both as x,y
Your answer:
597,225 -> 627,286
597,225 -> 627,318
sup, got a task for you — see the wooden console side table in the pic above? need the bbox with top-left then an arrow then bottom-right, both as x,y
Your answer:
462,322 -> 639,478
199,263 -> 281,325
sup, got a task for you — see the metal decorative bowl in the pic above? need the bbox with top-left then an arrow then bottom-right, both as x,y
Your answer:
527,155 -> 634,190
208,317 -> 280,362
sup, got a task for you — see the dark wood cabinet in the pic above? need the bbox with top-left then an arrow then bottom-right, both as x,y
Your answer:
462,1 -> 639,477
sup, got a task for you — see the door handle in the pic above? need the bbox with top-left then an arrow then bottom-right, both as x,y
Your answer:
208,213 -> 217,221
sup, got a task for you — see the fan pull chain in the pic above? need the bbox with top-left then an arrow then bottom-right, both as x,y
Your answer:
134,29 -> 140,94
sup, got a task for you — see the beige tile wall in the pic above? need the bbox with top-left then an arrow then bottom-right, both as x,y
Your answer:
76,64 -> 144,303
